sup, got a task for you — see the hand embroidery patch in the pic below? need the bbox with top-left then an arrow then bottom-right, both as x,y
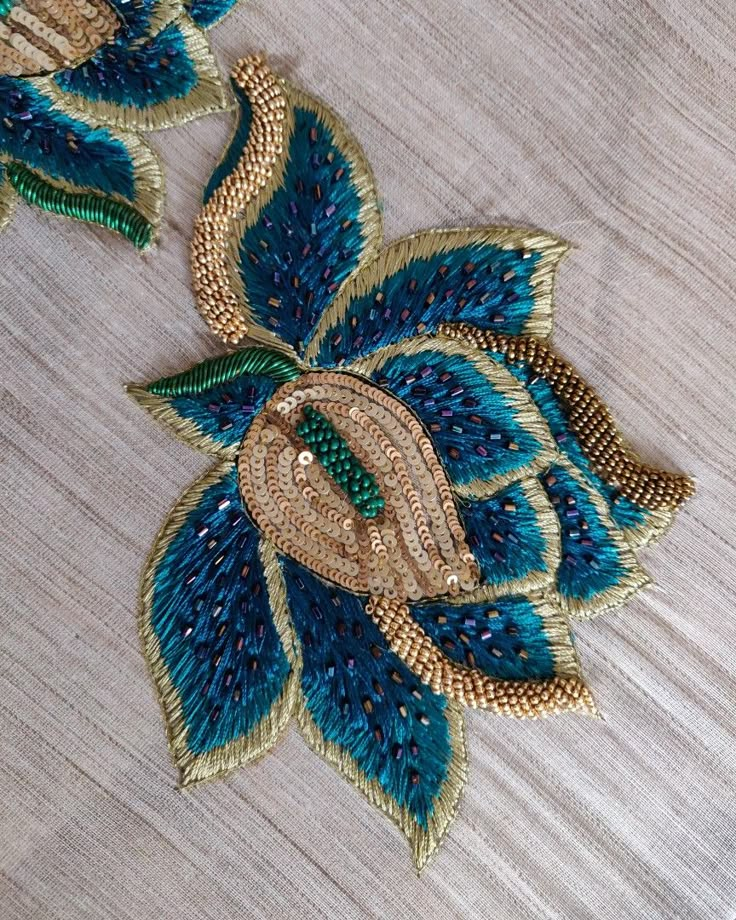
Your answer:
130,56 -> 694,871
0,0 -> 242,247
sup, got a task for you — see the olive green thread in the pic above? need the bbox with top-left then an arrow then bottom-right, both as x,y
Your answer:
5,161 -> 152,248
147,347 -> 301,397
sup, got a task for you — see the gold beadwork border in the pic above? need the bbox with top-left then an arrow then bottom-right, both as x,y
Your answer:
296,692 -> 467,874
439,323 -> 695,512
366,594 -> 595,716
349,334 -> 559,500
139,461 -> 301,787
549,457 -> 649,621
35,15 -> 228,133
303,226 -> 568,365
192,55 -> 293,347
449,475 -> 561,604
126,383 -> 239,459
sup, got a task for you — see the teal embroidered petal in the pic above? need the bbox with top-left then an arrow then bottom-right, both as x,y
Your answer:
502,363 -> 674,547
351,336 -> 557,499
195,62 -> 382,353
236,104 -> 380,352
456,479 -> 559,601
407,593 -> 576,683
185,0 -> 238,28
541,461 -> 648,619
127,348 -> 301,457
51,16 -> 227,132
282,558 -> 466,871
303,228 -> 567,366
1,76 -> 135,197
0,76 -> 163,246
141,463 -> 299,785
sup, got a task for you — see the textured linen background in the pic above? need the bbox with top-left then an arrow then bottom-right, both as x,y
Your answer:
1,1 -> 735,918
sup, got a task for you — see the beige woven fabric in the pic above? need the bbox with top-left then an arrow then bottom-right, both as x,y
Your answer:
1,1 -> 735,917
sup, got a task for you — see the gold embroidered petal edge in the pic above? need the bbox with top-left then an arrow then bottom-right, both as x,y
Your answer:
296,692 -> 467,874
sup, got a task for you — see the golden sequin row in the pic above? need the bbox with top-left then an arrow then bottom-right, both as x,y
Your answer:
367,595 -> 593,715
438,323 -> 695,511
238,370 -> 480,601
191,55 -> 287,345
0,0 -> 118,77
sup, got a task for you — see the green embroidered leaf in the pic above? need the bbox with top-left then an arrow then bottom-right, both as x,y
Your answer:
0,76 -> 164,247
128,348 -> 302,457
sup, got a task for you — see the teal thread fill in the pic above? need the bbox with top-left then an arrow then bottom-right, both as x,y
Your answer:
407,593 -> 556,681
369,347 -> 544,489
309,244 -> 541,368
542,463 -> 626,603
151,467 -> 290,754
0,77 -> 135,199
237,106 -> 366,353
54,22 -> 197,111
282,557 -> 453,827
458,481 -> 549,590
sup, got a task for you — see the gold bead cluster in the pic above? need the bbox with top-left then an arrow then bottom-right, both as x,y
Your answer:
191,56 -> 287,344
0,0 -> 118,77
367,595 -> 593,716
439,323 -> 695,511
238,370 -> 479,601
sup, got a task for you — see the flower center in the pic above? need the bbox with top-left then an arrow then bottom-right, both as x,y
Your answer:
296,404 -> 385,518
238,370 -> 480,601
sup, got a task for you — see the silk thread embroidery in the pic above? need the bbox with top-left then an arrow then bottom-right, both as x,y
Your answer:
130,55 -> 694,871
0,0 -> 244,247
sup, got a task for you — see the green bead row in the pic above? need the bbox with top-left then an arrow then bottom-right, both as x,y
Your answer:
296,405 -> 385,519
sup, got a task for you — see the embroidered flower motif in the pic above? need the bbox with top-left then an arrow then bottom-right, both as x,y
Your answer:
130,56 -> 694,870
0,0 -> 242,247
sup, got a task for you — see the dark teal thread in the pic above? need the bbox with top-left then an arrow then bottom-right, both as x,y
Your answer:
296,405 -> 384,518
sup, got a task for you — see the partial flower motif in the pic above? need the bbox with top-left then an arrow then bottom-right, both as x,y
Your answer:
130,56 -> 694,870
0,0 -> 241,247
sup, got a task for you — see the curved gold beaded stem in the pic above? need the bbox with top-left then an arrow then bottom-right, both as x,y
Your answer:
438,323 -> 695,512
367,596 -> 594,717
191,55 -> 291,347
